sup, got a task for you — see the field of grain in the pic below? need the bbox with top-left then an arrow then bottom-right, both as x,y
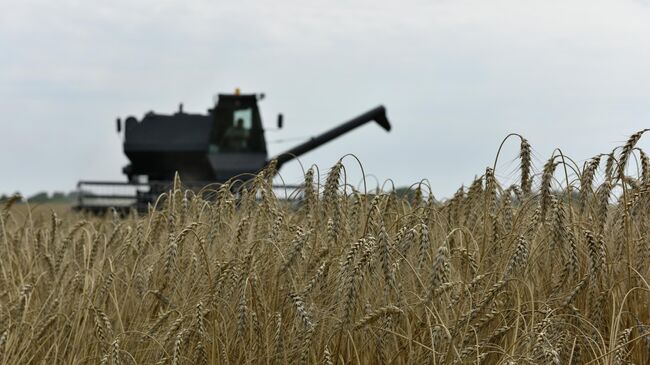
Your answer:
1,132 -> 650,364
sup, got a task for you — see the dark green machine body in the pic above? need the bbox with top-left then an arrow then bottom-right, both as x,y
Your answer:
121,92 -> 391,185
123,94 -> 269,183
77,92 -> 391,212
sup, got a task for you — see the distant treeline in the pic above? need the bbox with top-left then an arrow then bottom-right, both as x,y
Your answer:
0,187 -> 581,205
0,191 -> 79,204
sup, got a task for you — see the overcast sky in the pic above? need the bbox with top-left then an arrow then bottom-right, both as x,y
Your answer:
2,0 -> 650,198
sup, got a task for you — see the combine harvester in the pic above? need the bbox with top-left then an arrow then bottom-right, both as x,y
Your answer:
76,90 -> 392,212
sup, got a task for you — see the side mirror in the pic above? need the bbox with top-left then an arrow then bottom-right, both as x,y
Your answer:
277,114 -> 283,129
116,118 -> 122,133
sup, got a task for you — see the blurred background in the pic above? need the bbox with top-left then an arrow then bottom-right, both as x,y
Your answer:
2,0 -> 650,200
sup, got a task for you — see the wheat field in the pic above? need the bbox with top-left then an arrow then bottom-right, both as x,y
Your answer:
1,132 -> 650,364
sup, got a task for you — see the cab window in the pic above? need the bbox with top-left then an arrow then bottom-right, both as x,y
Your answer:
233,108 -> 253,130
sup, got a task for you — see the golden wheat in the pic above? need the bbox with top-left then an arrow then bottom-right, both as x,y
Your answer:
1,132 -> 650,364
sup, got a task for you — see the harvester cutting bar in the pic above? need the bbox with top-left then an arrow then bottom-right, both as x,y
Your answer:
75,180 -> 152,213
76,179 -> 305,213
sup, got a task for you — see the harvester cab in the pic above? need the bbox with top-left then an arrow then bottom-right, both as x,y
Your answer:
77,91 -> 392,212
